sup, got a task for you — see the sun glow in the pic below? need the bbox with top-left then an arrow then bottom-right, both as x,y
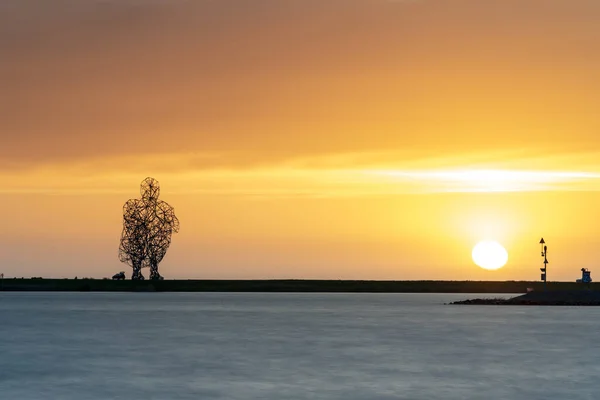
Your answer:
370,169 -> 600,193
472,240 -> 508,271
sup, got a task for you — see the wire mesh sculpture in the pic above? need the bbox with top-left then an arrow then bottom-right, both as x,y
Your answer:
119,178 -> 180,280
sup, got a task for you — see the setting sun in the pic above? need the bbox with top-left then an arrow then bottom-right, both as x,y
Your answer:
472,240 -> 509,271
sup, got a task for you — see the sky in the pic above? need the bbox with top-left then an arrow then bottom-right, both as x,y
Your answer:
2,0 -> 600,280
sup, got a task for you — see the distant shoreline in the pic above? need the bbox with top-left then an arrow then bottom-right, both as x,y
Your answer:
451,290 -> 600,305
0,279 -> 595,293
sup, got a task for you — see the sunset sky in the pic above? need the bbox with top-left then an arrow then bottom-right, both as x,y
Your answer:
2,0 -> 600,280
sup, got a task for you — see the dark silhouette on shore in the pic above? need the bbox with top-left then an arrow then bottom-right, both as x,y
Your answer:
451,290 -> 600,306
2,279 -> 600,293
119,178 -> 180,280
112,271 -> 126,280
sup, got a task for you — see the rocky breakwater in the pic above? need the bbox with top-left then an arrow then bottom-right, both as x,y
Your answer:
451,290 -> 600,306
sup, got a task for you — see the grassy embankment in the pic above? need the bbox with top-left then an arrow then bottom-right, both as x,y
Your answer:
0,279 -> 595,293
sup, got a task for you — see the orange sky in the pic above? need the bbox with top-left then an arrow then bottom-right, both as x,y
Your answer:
2,0 -> 600,280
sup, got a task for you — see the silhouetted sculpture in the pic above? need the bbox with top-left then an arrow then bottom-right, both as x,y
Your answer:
119,178 -> 180,280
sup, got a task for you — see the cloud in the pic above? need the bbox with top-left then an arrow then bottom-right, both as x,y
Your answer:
368,169 -> 600,193
3,150 -> 600,197
3,0 -> 600,169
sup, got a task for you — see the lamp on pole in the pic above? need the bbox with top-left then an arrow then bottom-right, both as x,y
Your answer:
540,238 -> 548,290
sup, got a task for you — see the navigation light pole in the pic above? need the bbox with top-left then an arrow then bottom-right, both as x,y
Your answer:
540,238 -> 548,290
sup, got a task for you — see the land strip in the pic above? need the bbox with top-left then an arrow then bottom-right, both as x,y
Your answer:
0,279 -> 595,293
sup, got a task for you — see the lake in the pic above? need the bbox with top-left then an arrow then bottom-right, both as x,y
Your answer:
1,292 -> 598,399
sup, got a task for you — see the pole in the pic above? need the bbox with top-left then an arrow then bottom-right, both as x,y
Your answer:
544,245 -> 548,291
540,238 -> 547,291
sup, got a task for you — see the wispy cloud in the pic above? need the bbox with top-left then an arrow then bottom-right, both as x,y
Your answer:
367,169 -> 600,193
3,151 -> 600,197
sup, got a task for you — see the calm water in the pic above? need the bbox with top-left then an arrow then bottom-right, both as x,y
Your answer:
1,292 -> 599,400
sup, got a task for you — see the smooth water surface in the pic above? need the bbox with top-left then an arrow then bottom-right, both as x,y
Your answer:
1,292 -> 598,400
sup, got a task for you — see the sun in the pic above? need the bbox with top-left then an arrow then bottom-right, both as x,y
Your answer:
472,240 -> 508,270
